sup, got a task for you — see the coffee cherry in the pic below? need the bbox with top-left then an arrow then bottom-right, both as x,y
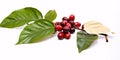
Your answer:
74,22 -> 81,28
69,14 -> 75,21
69,21 -> 75,27
70,28 -> 75,34
64,32 -> 71,39
58,32 -> 64,40
55,22 -> 60,25
66,23 -> 71,28
63,26 -> 70,33
62,17 -> 68,21
55,25 -> 63,31
61,20 -> 68,27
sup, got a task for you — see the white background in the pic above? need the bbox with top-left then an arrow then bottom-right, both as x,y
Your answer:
0,0 -> 120,60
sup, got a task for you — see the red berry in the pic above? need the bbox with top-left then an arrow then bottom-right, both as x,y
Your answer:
74,22 -> 81,28
63,26 -> 70,33
58,32 -> 64,40
61,20 -> 68,27
62,17 -> 68,21
69,21 -> 75,27
70,28 -> 75,34
55,22 -> 60,25
69,21 -> 75,25
55,25 -> 63,31
64,32 -> 71,39
66,22 -> 71,28
69,14 -> 75,21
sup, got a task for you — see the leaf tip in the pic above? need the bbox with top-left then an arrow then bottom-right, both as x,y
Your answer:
15,41 -> 21,45
77,48 -> 82,53
15,43 -> 19,45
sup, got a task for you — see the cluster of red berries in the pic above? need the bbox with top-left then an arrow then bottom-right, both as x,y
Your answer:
55,14 -> 81,40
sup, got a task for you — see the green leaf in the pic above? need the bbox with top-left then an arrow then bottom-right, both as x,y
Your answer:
77,31 -> 98,53
45,10 -> 57,21
0,7 -> 43,28
16,19 -> 55,44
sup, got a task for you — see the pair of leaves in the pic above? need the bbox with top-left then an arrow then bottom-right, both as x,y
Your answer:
0,7 -> 57,28
0,7 -> 57,44
77,31 -> 98,53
